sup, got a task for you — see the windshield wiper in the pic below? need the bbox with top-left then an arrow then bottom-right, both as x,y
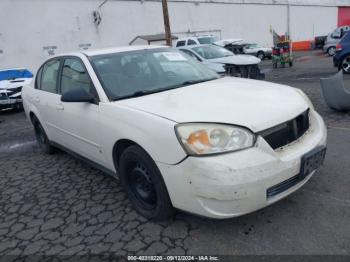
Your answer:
114,90 -> 154,100
178,78 -> 218,86
113,77 -> 218,101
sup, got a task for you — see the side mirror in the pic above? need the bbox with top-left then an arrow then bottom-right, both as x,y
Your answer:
61,88 -> 94,103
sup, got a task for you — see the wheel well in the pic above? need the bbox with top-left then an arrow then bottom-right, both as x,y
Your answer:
29,112 -> 37,125
113,139 -> 137,169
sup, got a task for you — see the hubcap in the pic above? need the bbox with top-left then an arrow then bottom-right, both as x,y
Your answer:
342,57 -> 350,73
128,163 -> 157,208
328,47 -> 336,56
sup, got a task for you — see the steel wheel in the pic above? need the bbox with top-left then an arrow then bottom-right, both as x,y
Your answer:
128,162 -> 157,209
341,56 -> 350,74
118,145 -> 174,220
327,46 -> 336,56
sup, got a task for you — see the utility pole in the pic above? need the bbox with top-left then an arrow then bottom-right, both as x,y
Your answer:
161,0 -> 172,46
286,0 -> 290,41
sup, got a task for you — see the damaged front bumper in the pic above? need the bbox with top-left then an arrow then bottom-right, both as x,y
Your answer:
224,64 -> 265,80
0,94 -> 22,110
157,110 -> 327,219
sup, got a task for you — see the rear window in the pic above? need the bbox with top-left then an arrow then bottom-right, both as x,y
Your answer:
198,36 -> 218,44
340,31 -> 350,43
176,40 -> 186,47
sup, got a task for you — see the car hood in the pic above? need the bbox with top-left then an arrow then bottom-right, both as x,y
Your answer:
208,55 -> 261,65
0,78 -> 32,90
203,62 -> 226,73
116,77 -> 308,132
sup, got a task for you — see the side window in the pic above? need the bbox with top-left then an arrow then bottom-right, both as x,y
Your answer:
187,39 -> 197,45
35,67 -> 43,90
180,49 -> 201,61
176,40 -> 186,47
61,58 -> 98,99
41,60 -> 60,93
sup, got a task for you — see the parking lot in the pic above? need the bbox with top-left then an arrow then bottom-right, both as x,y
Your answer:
0,51 -> 350,256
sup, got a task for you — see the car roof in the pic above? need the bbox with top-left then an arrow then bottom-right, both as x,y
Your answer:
178,44 -> 216,49
52,45 -> 167,58
83,45 -> 165,56
176,35 -> 215,41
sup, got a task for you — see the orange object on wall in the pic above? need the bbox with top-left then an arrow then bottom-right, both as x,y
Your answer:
338,7 -> 350,27
292,41 -> 312,51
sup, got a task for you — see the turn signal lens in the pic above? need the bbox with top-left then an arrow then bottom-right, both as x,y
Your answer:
175,123 -> 255,155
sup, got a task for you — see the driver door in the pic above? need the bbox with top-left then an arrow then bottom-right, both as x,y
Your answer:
56,57 -> 106,165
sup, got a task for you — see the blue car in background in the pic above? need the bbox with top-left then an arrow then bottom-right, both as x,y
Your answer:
0,68 -> 33,110
333,32 -> 350,74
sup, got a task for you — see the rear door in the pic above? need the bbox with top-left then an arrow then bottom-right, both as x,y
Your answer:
31,58 -> 63,143
56,57 -> 106,165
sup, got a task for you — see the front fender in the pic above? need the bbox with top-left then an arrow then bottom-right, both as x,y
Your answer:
99,103 -> 187,171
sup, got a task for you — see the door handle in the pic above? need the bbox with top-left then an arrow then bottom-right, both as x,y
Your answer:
56,103 -> 64,111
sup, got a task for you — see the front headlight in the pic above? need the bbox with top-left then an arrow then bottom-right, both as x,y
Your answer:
175,123 -> 255,156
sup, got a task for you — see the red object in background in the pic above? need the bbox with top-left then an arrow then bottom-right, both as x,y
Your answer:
338,7 -> 350,26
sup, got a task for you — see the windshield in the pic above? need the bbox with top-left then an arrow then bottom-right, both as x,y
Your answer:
90,48 -> 218,100
191,45 -> 234,60
198,36 -> 218,44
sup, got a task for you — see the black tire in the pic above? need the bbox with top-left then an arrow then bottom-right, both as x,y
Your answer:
327,46 -> 336,56
257,51 -> 265,60
289,61 -> 293,67
118,145 -> 174,220
32,117 -> 55,154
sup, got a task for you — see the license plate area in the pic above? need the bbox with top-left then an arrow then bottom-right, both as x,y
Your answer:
300,146 -> 326,179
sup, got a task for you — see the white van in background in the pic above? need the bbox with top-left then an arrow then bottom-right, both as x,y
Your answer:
175,35 -> 219,47
323,25 -> 350,56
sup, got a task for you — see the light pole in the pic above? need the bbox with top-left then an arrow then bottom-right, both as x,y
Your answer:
287,0 -> 290,41
161,0 -> 172,46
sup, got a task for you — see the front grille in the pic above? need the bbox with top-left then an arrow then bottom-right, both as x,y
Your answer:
224,64 -> 260,79
259,109 -> 310,150
6,86 -> 22,97
266,174 -> 303,198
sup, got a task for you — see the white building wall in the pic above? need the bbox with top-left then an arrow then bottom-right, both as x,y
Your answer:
0,0 -> 343,72
290,5 -> 338,41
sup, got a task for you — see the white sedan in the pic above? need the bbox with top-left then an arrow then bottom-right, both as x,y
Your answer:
22,46 -> 327,220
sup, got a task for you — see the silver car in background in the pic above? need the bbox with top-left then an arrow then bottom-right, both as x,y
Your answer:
178,44 -> 264,79
323,25 -> 350,56
0,68 -> 33,110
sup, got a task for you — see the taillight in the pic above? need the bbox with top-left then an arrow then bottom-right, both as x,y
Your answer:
336,43 -> 343,51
